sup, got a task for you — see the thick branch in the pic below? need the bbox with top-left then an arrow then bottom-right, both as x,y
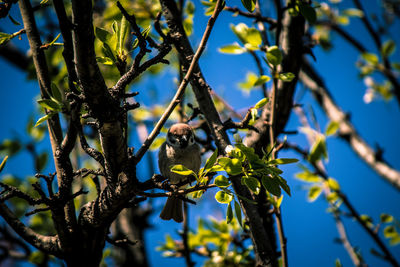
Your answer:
0,203 -> 61,257
300,60 -> 400,190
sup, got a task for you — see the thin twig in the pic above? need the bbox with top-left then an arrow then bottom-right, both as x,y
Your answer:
224,6 -> 276,25
134,0 -> 226,162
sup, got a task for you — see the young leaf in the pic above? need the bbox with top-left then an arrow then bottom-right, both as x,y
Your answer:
203,148 -> 218,173
362,53 -> 379,65
243,176 -> 261,195
217,157 -> 242,175
35,113 -> 55,127
0,156 -> 8,173
268,158 -> 299,165
298,3 -> 317,24
254,98 -> 269,109
119,16 -> 129,54
96,56 -> 114,65
295,170 -> 322,183
325,121 -> 339,136
170,164 -> 197,177
262,176 -> 281,197
218,43 -> 245,54
0,32 -> 11,46
241,0 -> 256,12
327,177 -> 340,191
309,135 -> 328,163
95,27 -> 112,43
215,190 -> 233,204
380,213 -> 394,223
383,225 -> 397,238
37,99 -> 62,111
277,176 -> 291,196
266,46 -> 282,67
51,83 -> 63,103
381,40 -> 396,58
215,175 -> 230,188
234,201 -> 242,226
308,185 -> 322,202
226,202 -> 233,223
279,72 -> 295,82
254,76 -> 271,86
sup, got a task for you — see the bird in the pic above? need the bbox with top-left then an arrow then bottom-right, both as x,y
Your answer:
158,123 -> 201,223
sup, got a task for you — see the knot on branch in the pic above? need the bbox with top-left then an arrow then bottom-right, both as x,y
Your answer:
222,109 -> 260,133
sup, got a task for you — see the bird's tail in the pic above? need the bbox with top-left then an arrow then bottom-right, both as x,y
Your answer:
160,196 -> 183,223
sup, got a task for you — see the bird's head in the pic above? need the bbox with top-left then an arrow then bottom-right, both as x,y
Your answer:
166,123 -> 195,149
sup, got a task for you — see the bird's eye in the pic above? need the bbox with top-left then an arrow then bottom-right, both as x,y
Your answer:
190,136 -> 194,143
170,138 -> 176,144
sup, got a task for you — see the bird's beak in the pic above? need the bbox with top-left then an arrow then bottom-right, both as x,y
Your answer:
179,135 -> 188,148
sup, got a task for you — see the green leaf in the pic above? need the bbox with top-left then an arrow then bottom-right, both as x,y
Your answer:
8,15 -> 21,26
298,3 -> 317,24
243,176 -> 261,195
234,201 -> 242,226
241,0 -> 256,12
96,56 -> 114,65
183,16 -> 194,36
381,40 -> 396,58
51,83 -> 63,103
246,28 -> 262,47
261,176 -> 281,197
215,190 -> 233,204
0,139 -> 22,156
268,158 -> 299,165
380,213 -> 394,223
277,175 -> 291,196
40,0 -> 49,4
215,175 -> 230,188
362,53 -> 379,65
37,99 -> 62,111
278,72 -> 295,82
254,75 -> 271,86
254,98 -> 269,109
266,46 -> 282,67
383,225 -> 397,238
295,170 -> 322,183
309,135 -> 328,163
226,202 -> 233,223
0,156 -> 8,173
218,157 -> 242,175
35,113 -> 54,127
218,43 -> 246,54
360,214 -> 373,227
389,235 -> 400,246
95,27 -> 112,43
342,8 -> 364,18
325,121 -> 339,136
170,164 -> 197,177
119,16 -> 129,54
308,185 -> 322,202
102,43 -> 116,62
0,32 -> 11,46
327,177 -> 340,191
186,1 -> 195,15
393,63 -> 400,71
335,259 -> 342,267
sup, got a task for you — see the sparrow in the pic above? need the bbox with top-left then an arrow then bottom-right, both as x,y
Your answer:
158,123 -> 201,223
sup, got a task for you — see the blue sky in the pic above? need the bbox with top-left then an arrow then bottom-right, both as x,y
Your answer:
1,0 -> 400,266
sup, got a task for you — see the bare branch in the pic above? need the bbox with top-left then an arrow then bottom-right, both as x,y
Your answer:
224,6 -> 276,25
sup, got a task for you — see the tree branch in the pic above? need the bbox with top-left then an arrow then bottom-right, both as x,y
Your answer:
0,203 -> 61,257
300,59 -> 400,190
